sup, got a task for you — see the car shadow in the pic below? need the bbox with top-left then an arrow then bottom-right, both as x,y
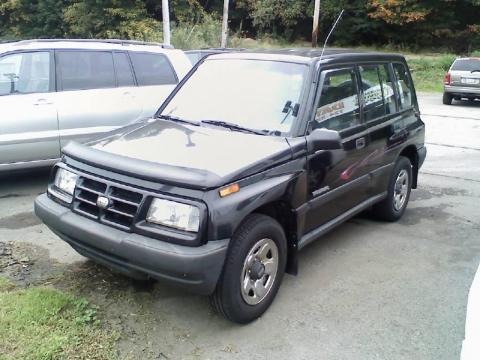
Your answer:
0,168 -> 51,196
451,99 -> 480,107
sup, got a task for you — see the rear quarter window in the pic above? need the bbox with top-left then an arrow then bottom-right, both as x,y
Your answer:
129,52 -> 177,86
392,62 -> 415,110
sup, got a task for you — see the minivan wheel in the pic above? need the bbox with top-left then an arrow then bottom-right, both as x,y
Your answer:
210,214 -> 287,324
372,156 -> 412,222
442,92 -> 453,105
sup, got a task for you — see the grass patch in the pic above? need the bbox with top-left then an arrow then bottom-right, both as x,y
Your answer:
0,277 -> 117,360
407,54 -> 456,93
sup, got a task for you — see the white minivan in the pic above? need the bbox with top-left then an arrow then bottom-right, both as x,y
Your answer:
0,39 -> 192,172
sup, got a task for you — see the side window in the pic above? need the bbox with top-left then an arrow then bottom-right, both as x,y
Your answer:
0,52 -> 50,95
129,52 -> 177,86
393,63 -> 413,109
314,68 -> 360,131
113,52 -> 135,87
57,51 -> 115,91
358,64 -> 397,121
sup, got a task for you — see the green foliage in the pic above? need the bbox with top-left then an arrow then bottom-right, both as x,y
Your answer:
63,0 -> 161,41
407,54 -> 456,93
171,14 -> 222,49
0,0 -> 479,52
0,0 -> 66,38
0,284 -> 117,360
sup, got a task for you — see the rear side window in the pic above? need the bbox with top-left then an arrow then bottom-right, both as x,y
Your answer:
57,51 -> 115,91
314,68 -> 360,131
359,64 -> 397,121
451,59 -> 480,72
130,52 -> 177,86
0,51 -> 50,95
392,63 -> 413,110
113,52 -> 135,87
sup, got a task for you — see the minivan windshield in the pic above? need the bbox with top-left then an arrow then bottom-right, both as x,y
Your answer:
160,59 -> 308,134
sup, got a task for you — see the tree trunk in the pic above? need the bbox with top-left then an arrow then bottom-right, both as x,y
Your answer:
162,0 -> 171,46
221,0 -> 229,48
312,0 -> 321,47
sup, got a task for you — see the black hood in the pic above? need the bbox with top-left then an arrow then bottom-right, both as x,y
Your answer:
63,119 -> 293,189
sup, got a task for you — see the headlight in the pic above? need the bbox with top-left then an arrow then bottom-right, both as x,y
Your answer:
49,168 -> 78,203
146,198 -> 200,232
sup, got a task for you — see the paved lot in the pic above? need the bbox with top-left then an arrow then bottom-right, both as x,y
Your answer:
0,93 -> 479,359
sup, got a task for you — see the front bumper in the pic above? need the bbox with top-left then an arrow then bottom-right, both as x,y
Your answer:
35,194 -> 229,295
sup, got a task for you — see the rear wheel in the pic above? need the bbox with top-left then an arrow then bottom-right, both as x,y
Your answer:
210,214 -> 287,324
372,156 -> 412,222
443,92 -> 453,105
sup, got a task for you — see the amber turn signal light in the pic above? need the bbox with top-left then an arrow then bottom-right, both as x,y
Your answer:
219,183 -> 240,197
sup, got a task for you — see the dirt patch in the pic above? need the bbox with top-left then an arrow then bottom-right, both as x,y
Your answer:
410,186 -> 470,201
0,194 -> 24,199
0,211 -> 42,230
0,241 -> 63,286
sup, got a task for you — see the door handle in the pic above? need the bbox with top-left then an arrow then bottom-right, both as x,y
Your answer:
33,98 -> 53,106
122,91 -> 135,98
356,137 -> 366,149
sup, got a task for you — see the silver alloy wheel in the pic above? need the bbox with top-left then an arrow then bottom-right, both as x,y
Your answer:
393,169 -> 409,211
241,238 -> 279,306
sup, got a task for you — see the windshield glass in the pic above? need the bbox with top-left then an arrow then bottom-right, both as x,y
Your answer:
451,59 -> 480,71
161,59 -> 307,133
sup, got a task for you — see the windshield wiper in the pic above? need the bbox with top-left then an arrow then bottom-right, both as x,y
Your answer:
200,120 -> 267,135
471,69 -> 480,73
156,114 -> 200,126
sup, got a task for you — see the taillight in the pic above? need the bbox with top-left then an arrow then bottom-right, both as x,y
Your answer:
444,72 -> 451,85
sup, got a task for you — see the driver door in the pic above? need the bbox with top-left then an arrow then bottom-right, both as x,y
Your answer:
304,66 -> 371,233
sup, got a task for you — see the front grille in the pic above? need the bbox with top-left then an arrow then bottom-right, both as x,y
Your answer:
73,175 -> 144,231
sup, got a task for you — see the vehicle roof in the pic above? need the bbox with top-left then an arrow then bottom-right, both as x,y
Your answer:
0,39 -> 176,54
185,48 -> 245,54
454,57 -> 480,61
207,48 -> 406,65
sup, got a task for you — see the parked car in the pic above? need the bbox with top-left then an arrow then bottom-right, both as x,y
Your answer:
185,48 -> 244,65
443,57 -> 480,105
35,49 -> 426,324
0,39 -> 192,172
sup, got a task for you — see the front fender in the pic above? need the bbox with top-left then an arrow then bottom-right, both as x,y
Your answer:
206,166 -> 306,241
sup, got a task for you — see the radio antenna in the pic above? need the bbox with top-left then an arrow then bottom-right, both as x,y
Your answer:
319,9 -> 345,62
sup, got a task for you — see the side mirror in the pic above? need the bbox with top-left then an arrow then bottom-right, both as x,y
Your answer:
307,128 -> 343,152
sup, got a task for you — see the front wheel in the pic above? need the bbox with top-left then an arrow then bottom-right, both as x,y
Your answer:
372,156 -> 412,221
210,214 -> 287,324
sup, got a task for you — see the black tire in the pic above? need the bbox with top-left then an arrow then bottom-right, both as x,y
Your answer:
210,214 -> 287,324
443,92 -> 453,105
372,156 -> 412,222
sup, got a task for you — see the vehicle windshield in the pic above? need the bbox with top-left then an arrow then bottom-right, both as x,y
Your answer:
451,59 -> 480,72
160,59 -> 308,134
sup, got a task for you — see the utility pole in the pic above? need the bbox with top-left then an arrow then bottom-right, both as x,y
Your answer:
162,0 -> 171,46
221,0 -> 229,48
312,0 -> 321,47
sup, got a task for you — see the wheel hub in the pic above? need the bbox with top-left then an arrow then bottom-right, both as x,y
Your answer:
249,260 -> 265,280
240,238 -> 279,306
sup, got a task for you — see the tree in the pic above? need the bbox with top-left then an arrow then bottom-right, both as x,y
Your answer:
63,0 -> 161,40
0,0 -> 66,39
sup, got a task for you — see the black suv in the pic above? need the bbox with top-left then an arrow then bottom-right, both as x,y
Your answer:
35,49 -> 426,324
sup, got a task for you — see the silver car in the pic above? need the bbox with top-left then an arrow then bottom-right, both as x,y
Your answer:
0,39 -> 192,172
443,57 -> 480,105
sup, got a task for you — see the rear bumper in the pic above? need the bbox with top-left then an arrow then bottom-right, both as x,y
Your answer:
34,194 -> 229,295
444,85 -> 480,97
